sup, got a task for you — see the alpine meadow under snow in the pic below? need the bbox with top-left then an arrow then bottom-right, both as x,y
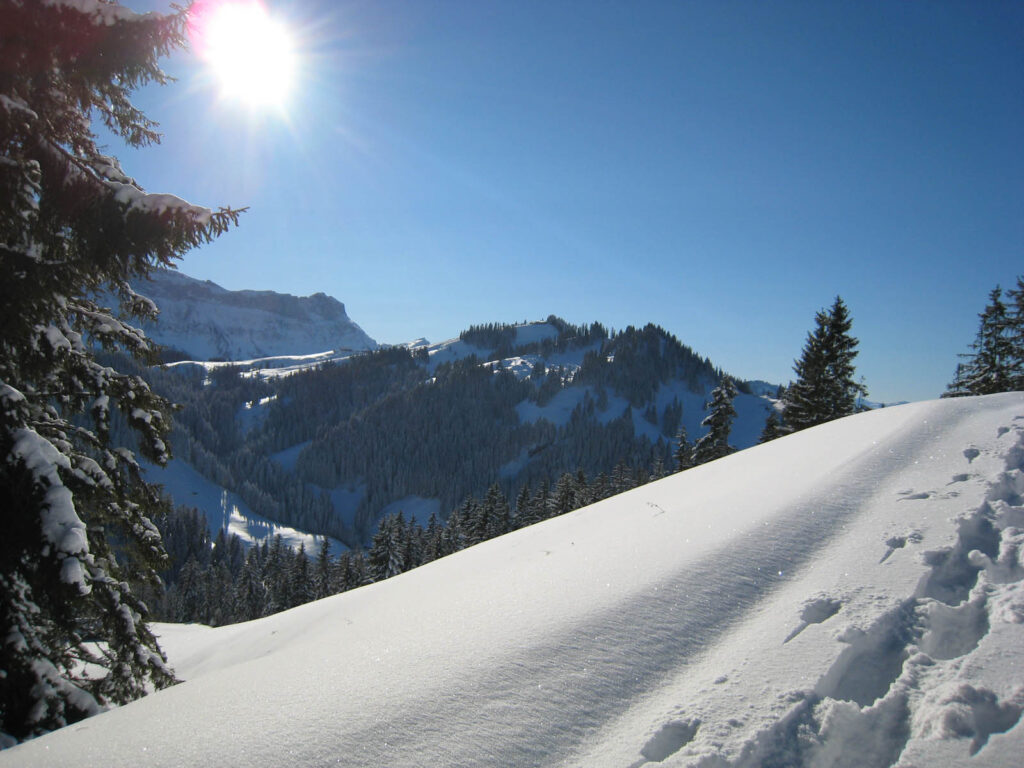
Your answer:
4,393 -> 1024,767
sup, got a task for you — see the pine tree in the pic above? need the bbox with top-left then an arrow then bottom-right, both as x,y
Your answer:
0,0 -> 240,742
782,297 -> 866,431
234,548 -> 268,621
549,472 -> 577,517
673,426 -> 693,471
759,410 -> 785,444
483,483 -> 511,539
945,285 -> 1017,396
312,537 -> 332,601
1007,277 -> 1024,390
820,297 -> 867,420
421,513 -> 444,564
368,514 -> 405,581
692,378 -> 737,465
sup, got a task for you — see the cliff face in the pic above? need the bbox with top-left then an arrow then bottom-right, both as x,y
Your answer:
132,269 -> 377,361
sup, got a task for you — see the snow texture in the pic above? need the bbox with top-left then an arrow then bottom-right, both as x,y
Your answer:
5,394 -> 1024,767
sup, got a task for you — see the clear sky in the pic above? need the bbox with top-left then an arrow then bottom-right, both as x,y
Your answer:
117,0 -> 1023,403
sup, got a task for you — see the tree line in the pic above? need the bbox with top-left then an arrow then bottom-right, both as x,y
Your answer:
152,457 -> 673,626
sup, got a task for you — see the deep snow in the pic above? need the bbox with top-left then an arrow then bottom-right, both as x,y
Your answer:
4,394 -> 1024,767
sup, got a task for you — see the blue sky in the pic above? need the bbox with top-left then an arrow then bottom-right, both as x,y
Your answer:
119,0 -> 1023,403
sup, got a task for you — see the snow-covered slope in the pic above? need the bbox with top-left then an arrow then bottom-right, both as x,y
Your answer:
9,394 -> 1024,767
131,269 -> 377,361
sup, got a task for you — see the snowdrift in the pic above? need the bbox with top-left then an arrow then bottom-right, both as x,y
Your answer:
4,394 -> 1024,767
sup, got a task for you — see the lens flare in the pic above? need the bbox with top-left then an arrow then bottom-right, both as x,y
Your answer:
188,0 -> 295,108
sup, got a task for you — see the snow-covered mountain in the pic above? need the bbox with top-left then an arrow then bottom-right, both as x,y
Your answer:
6,393 -> 1023,766
131,269 -> 377,361
152,316 -> 780,546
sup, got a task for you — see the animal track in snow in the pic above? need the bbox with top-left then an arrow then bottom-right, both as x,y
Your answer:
784,597 -> 843,643
963,446 -> 980,463
948,473 -> 970,484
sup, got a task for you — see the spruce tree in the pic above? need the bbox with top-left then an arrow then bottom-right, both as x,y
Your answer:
673,426 -> 693,471
692,377 -> 738,465
368,514 -> 405,581
782,297 -> 866,431
945,285 -> 1017,396
759,410 -> 785,444
0,0 -> 239,742
312,537 -> 332,601
820,297 -> 866,420
483,483 -> 511,539
421,513 -> 444,564
1007,277 -> 1024,390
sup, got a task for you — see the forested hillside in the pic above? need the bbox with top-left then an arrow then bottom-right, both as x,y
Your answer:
141,317 -> 775,545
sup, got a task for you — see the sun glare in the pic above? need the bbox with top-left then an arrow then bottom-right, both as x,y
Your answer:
188,0 -> 296,108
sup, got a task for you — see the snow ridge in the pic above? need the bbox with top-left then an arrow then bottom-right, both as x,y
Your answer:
3,396 -> 1023,767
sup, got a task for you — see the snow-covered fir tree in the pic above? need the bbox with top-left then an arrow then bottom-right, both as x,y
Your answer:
692,377 -> 738,465
0,0 -> 239,743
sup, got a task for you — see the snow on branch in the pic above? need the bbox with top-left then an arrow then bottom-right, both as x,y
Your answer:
9,427 -> 91,592
41,0 -> 145,26
108,181 -> 214,226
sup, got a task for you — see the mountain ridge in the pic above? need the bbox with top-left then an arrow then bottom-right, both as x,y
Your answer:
132,275 -> 782,548
131,269 -> 377,361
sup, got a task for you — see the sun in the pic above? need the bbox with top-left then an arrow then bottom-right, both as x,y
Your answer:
188,0 -> 296,108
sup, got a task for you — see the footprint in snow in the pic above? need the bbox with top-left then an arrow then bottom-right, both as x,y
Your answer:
898,490 -> 932,500
879,531 -> 923,563
784,597 -> 843,643
629,719 -> 700,766
964,447 -> 981,463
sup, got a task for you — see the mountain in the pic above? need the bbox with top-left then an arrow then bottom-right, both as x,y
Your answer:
144,315 -> 779,546
5,393 -> 1023,766
131,269 -> 377,361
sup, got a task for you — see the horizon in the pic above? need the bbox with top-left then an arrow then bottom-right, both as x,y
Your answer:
117,0 -> 1023,404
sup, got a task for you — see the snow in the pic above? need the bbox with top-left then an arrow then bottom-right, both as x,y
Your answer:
131,270 -> 376,362
108,183 -> 213,226
143,459 -> 345,555
379,495 -> 441,526
5,394 -> 1024,766
268,440 -> 309,472
9,428 -> 90,590
516,385 -> 589,426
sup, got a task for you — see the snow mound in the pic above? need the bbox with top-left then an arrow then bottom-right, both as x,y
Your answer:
4,394 -> 1024,767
